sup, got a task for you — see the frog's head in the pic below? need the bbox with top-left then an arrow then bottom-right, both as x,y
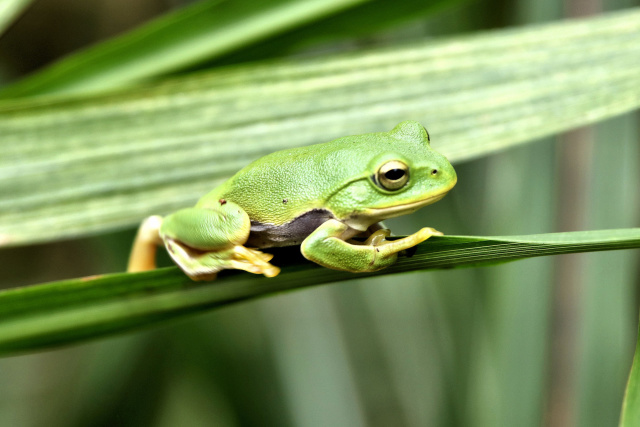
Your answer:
325,120 -> 457,230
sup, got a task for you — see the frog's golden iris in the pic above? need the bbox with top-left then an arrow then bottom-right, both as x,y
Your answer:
377,160 -> 409,191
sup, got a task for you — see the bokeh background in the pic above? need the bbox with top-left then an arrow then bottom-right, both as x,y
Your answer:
1,0 -> 639,426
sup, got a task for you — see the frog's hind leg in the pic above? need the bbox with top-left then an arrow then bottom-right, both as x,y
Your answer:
160,206 -> 280,281
128,215 -> 164,272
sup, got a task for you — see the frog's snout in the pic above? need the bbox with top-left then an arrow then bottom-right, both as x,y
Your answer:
430,156 -> 457,192
446,165 -> 458,190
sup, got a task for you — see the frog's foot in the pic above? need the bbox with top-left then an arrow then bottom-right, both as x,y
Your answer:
165,239 -> 280,281
229,246 -> 280,278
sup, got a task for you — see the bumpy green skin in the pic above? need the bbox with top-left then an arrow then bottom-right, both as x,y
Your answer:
159,120 -> 457,277
197,121 -> 456,228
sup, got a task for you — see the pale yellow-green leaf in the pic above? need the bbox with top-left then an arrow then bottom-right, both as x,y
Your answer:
1,9 -> 639,246
0,0 -> 32,36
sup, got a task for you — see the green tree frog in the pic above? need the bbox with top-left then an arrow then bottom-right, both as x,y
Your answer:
128,120 -> 457,280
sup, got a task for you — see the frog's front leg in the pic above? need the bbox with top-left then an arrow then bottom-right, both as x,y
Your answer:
301,219 -> 441,272
128,203 -> 280,281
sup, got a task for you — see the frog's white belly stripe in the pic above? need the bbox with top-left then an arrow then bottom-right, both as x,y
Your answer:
247,209 -> 337,248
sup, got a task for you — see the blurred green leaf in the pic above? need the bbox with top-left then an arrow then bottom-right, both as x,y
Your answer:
0,0 -> 32,36
1,9 -> 639,247
577,114 -> 638,426
620,316 -> 640,427
0,0 -> 370,99
209,0 -> 457,66
0,229 -> 638,355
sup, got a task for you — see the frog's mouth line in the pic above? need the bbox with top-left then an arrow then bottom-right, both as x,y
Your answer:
369,191 -> 449,217
344,191 -> 452,231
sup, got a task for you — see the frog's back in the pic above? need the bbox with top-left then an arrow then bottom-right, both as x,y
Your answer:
199,137 -> 367,224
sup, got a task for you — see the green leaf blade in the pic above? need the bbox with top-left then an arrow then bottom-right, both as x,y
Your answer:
1,229 -> 638,355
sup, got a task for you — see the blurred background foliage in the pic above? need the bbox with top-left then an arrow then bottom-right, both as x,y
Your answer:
0,0 -> 639,426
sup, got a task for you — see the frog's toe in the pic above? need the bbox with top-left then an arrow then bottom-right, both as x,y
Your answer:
232,246 -> 280,278
416,227 -> 443,239
228,259 -> 280,277
263,265 -> 281,277
234,260 -> 280,277
244,247 -> 275,263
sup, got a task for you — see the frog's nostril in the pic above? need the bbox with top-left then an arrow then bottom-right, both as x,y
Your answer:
431,169 -> 438,176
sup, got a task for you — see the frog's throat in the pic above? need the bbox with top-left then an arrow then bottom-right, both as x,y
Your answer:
375,192 -> 448,215
344,192 -> 450,231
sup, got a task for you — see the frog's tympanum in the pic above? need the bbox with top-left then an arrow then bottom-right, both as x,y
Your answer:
128,121 -> 457,280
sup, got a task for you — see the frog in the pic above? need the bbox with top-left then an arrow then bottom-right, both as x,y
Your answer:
127,120 -> 457,280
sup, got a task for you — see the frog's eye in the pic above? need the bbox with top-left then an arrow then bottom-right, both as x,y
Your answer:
377,160 -> 409,191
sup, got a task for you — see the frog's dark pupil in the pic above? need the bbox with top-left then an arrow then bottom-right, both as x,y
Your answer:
385,169 -> 405,181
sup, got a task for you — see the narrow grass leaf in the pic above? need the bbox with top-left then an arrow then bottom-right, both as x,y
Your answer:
0,0 -> 368,98
0,228 -> 638,354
